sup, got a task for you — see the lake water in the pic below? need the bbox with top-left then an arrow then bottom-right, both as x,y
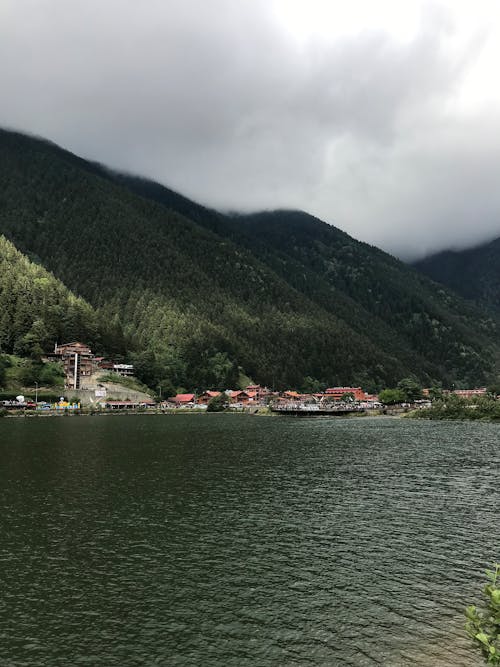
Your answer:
0,414 -> 498,666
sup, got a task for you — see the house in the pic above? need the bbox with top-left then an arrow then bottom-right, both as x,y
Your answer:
282,390 -> 302,400
196,391 -> 221,405
229,390 -> 257,404
171,393 -> 196,406
97,358 -> 114,370
44,341 -> 95,389
245,385 -> 270,399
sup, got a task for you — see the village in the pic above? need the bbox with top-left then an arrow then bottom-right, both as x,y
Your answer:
2,341 -> 383,412
1,341 -> 494,414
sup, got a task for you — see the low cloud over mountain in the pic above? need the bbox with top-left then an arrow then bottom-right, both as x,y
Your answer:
2,0 -> 500,259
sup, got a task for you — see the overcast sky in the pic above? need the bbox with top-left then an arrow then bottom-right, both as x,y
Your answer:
2,0 -> 500,259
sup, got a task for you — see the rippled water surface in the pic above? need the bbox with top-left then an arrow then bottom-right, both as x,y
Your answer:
0,415 -> 498,666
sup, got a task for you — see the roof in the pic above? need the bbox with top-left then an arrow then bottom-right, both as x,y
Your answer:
59,342 -> 91,349
230,390 -> 256,398
173,393 -> 195,402
56,342 -> 93,355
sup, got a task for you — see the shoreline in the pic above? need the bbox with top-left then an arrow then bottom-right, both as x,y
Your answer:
3,410 -> 499,423
1,408 -> 400,420
1,408 -> 270,419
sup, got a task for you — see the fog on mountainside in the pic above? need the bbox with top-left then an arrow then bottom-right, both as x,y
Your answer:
414,235 -> 500,311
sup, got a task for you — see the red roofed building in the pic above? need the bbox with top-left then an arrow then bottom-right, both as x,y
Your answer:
245,385 -> 270,399
229,390 -> 258,404
196,391 -> 221,405
283,390 -> 301,399
452,388 -> 487,399
171,393 -> 195,405
325,387 -> 366,401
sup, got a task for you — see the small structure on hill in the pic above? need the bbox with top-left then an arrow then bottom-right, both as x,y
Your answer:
112,363 -> 134,377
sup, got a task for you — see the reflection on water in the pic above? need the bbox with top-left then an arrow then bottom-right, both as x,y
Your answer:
0,415 -> 497,666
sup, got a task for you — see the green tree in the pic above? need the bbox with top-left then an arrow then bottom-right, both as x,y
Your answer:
38,362 -> 65,388
202,352 -> 239,390
301,376 -> 323,393
206,392 -> 228,412
465,564 -> 500,664
428,385 -> 443,401
17,360 -> 40,387
0,354 -> 8,388
397,377 -> 423,402
156,378 -> 176,400
130,350 -> 162,388
379,388 -> 405,405
487,383 -> 500,398
13,330 -> 45,359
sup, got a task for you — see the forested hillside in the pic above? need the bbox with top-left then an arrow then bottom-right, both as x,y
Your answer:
414,236 -> 500,311
228,211 -> 499,386
0,235 -> 103,355
0,128 -> 499,390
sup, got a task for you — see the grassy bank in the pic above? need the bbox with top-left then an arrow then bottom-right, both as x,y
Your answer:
96,372 -> 154,396
409,395 -> 500,422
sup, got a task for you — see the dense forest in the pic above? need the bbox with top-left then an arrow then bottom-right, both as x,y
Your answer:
414,236 -> 500,311
0,235 -> 101,356
0,128 -> 499,392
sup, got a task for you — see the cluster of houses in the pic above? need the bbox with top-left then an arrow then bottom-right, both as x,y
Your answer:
37,341 -> 493,410
165,385 -> 494,410
165,386 -> 381,409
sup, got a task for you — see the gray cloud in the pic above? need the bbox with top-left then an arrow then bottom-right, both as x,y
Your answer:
1,0 -> 499,259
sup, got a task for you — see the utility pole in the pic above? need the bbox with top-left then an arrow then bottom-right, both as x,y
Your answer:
35,381 -> 38,407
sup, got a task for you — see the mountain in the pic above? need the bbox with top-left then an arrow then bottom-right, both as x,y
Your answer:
0,128 -> 499,390
414,237 -> 500,311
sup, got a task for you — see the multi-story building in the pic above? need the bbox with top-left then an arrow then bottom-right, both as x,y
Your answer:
324,387 -> 367,401
45,342 -> 95,389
